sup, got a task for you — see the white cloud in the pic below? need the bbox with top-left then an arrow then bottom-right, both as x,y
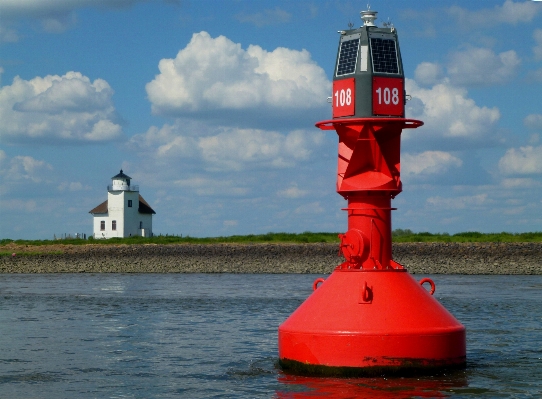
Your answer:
524,114 -> 542,130
447,47 -> 520,86
414,62 -> 444,86
415,47 -> 520,88
129,121 -> 324,171
41,12 -> 77,33
57,181 -> 91,191
530,68 -> 542,82
405,78 -> 500,142
528,134 -> 540,145
128,122 -> 197,160
397,9 -> 439,38
0,72 -> 123,144
0,152 -> 53,183
173,177 -> 249,197
0,199 -> 38,212
277,183 -> 309,198
448,1 -> 542,28
84,119 -> 122,141
427,194 -> 489,210
199,130 -> 283,170
402,151 -> 462,177
145,31 -> 330,119
236,7 -> 292,27
294,201 -> 324,214
499,145 -> 542,175
1,0 -> 144,32
501,177 -> 541,189
534,29 -> 542,60
0,25 -> 19,42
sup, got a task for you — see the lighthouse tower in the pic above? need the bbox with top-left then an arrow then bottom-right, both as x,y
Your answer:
278,7 -> 466,376
89,170 -> 156,239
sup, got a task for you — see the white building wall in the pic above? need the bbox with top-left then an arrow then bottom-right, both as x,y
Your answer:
107,191 -> 125,238
123,190 -> 141,237
92,185 -> 153,238
93,214 -> 121,239
139,213 -> 153,237
93,213 -> 108,239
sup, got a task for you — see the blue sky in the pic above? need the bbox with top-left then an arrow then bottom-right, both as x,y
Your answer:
1,0 -> 542,239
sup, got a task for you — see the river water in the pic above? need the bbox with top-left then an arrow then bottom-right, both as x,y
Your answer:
0,273 -> 540,398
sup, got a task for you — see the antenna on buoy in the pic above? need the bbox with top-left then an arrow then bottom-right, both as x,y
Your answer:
360,4 -> 377,26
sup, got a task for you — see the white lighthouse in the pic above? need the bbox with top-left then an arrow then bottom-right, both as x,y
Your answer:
89,170 -> 156,239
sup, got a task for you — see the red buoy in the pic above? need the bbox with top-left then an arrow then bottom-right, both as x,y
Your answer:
278,7 -> 466,376
279,269 -> 466,375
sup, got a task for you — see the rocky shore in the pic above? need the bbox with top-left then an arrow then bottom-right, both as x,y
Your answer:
1,242 -> 541,274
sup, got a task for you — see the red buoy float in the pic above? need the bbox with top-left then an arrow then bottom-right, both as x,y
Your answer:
278,6 -> 466,376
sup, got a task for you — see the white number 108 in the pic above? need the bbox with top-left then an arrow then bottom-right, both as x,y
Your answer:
375,87 -> 399,105
334,88 -> 352,107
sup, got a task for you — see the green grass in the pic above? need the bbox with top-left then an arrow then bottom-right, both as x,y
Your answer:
1,230 -> 542,247
391,230 -> 542,243
0,251 -> 63,256
0,232 -> 340,246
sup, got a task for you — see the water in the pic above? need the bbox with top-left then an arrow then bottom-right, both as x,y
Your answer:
0,273 -> 540,398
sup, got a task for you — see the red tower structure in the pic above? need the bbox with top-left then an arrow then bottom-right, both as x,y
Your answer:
278,7 -> 466,376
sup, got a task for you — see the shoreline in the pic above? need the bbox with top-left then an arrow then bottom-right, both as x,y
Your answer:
1,242 -> 541,274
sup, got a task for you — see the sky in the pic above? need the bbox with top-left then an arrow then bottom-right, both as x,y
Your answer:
1,0 -> 542,240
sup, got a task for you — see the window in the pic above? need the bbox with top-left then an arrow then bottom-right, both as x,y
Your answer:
139,221 -> 143,229
100,221 -> 105,231
112,220 -> 117,231
128,200 -> 133,207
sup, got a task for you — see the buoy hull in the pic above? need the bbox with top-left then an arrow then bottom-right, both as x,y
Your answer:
278,269 -> 466,376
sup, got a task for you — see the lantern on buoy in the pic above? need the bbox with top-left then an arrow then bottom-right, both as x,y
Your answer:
278,6 -> 466,376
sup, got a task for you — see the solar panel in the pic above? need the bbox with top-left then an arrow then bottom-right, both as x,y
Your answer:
336,38 -> 360,76
370,38 -> 399,74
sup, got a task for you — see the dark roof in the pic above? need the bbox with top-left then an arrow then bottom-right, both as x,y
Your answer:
138,195 -> 156,214
111,169 -> 131,180
89,200 -> 108,214
88,195 -> 156,215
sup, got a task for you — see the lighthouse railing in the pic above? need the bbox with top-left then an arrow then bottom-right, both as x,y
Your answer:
107,185 -> 139,192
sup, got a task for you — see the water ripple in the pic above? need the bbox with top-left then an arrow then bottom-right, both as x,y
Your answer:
0,274 -> 540,398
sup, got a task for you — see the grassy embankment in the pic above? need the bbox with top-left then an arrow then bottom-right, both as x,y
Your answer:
1,230 -> 542,256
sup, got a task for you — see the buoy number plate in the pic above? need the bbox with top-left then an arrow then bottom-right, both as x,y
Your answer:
332,78 -> 355,118
372,77 -> 404,116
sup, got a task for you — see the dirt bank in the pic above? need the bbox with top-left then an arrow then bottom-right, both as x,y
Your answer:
1,242 -> 541,274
